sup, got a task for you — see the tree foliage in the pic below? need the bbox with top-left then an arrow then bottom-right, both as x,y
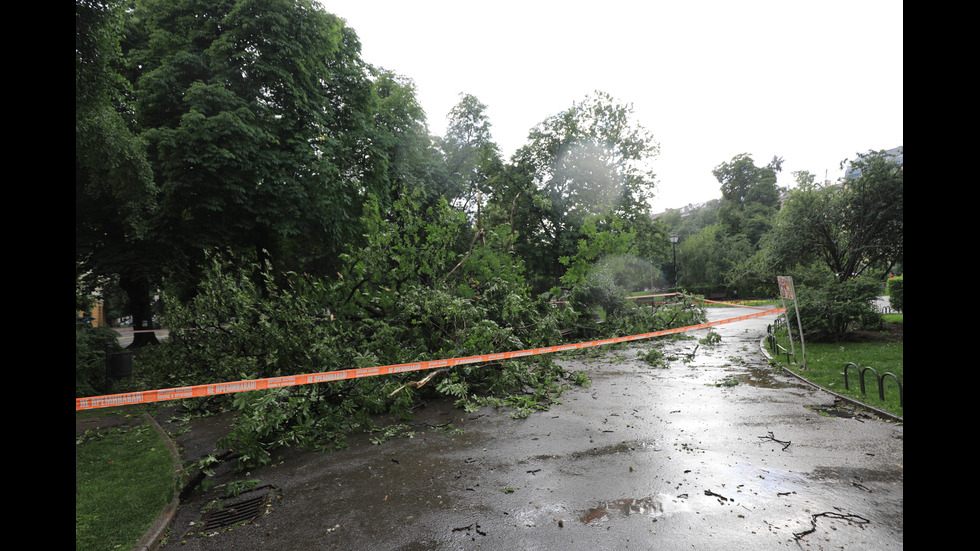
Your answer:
712,153 -> 782,244
790,275 -> 883,342
127,0 -> 382,284
517,91 -> 658,224
763,151 -> 903,283
502,91 -> 660,290
78,1 -> 709,472
436,93 -> 504,216
369,68 -> 446,207
128,191 -> 705,468
76,0 -> 161,343
678,223 -> 753,293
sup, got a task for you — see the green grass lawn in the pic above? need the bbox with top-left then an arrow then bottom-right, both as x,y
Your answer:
771,314 -> 903,418
76,411 -> 176,551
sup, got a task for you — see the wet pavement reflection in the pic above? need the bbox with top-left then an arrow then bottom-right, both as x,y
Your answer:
158,307 -> 903,550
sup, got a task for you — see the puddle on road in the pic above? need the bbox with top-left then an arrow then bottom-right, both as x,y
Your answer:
532,439 -> 663,462
655,333 -> 798,392
579,494 -> 688,524
731,463 -> 809,496
811,465 -> 903,487
730,366 -> 800,389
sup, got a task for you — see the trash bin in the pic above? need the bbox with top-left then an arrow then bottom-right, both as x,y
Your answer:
105,348 -> 133,393
108,351 -> 133,379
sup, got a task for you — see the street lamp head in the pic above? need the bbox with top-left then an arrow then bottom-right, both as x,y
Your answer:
669,233 -> 678,244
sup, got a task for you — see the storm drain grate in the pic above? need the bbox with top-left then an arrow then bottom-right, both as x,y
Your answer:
200,485 -> 277,531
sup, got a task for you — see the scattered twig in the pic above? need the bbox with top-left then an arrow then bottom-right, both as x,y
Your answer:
794,511 -> 870,540
687,344 -> 699,358
704,489 -> 730,503
852,479 -> 872,492
758,431 -> 792,451
411,421 -> 454,430
452,523 -> 486,536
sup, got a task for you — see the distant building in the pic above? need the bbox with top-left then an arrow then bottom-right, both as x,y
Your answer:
651,202 -> 707,220
844,146 -> 903,179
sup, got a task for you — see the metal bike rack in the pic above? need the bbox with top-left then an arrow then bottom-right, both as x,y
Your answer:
842,362 -> 903,408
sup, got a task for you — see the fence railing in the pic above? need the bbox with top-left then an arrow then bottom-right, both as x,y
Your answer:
766,318 -> 795,363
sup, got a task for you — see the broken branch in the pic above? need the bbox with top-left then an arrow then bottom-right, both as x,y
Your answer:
388,369 -> 447,397
442,229 -> 484,284
794,511 -> 870,539
758,431 -> 792,451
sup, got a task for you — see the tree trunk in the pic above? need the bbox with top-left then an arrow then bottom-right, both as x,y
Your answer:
119,272 -> 159,348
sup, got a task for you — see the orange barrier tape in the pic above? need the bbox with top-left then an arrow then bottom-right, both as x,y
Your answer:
76,307 -> 786,411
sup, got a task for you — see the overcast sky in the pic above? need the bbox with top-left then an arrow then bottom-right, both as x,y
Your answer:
319,1 -> 903,212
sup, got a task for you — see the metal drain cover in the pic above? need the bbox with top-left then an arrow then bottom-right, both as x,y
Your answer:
200,485 -> 278,531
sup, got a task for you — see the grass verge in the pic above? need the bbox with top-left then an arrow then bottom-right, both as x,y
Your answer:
770,313 -> 903,419
76,410 -> 175,551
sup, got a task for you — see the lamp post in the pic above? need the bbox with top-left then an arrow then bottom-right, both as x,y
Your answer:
669,233 -> 678,289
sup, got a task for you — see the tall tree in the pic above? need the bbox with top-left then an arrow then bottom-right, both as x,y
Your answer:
126,0 -> 379,284
368,68 -> 446,209
436,93 -> 503,218
712,153 -> 782,244
506,91 -> 659,289
76,0 -> 161,343
764,151 -> 903,282
677,223 -> 753,291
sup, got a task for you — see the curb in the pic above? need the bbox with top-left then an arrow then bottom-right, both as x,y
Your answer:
758,336 -> 903,424
132,413 -> 182,551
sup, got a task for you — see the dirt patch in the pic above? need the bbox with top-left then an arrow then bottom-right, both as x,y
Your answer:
807,400 -> 883,421
848,321 -> 903,343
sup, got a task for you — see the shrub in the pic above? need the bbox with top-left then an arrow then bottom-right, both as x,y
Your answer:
792,276 -> 883,342
887,275 -> 903,312
75,323 -> 122,397
567,270 -> 629,318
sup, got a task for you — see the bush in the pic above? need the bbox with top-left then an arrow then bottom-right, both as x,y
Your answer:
567,270 -> 629,318
76,323 -> 123,397
887,275 -> 903,312
792,276 -> 883,342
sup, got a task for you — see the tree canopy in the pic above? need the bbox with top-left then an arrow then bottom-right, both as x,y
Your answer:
501,91 -> 660,290
77,0 -> 161,342
764,151 -> 903,282
712,153 -> 783,245
129,0 -> 379,277
77,0 -> 677,347
436,93 -> 503,217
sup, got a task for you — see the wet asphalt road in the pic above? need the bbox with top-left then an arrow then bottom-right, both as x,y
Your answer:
157,307 -> 903,550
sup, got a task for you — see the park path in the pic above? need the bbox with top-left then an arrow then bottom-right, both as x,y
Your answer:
158,306 -> 903,550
